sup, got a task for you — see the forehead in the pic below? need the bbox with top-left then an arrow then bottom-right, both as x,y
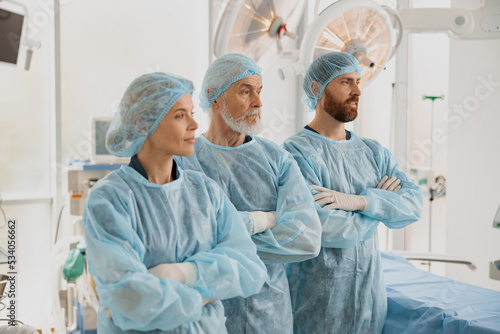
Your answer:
332,71 -> 361,82
170,93 -> 193,111
229,74 -> 262,91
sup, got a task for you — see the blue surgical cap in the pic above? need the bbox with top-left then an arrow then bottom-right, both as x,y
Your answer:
199,53 -> 262,111
302,52 -> 362,111
106,72 -> 194,157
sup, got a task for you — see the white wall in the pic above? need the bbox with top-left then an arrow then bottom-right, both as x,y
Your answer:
405,31 -> 450,276
0,0 -> 54,329
0,1 -> 52,198
60,0 -> 209,164
402,0 -> 500,289
446,0 -> 500,291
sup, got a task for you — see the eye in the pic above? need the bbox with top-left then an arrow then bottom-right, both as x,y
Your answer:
242,90 -> 250,95
175,113 -> 184,119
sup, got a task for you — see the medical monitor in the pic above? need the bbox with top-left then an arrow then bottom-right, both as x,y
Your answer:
0,8 -> 24,65
91,117 -> 130,164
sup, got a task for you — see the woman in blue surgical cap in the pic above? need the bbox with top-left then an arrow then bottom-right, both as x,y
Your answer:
82,72 -> 267,333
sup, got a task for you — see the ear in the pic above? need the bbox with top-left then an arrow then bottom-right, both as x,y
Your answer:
310,81 -> 321,97
210,99 -> 219,112
207,87 -> 220,111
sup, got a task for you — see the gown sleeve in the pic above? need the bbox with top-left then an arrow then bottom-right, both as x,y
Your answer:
249,152 -> 322,263
184,178 -> 268,299
284,139 -> 423,249
359,146 -> 423,228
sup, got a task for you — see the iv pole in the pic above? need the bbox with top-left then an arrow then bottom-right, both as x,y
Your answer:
422,94 -> 445,268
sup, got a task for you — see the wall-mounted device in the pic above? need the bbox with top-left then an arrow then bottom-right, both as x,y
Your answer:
0,0 -> 41,70
0,7 -> 24,65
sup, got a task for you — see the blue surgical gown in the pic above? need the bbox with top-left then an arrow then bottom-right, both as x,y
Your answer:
282,129 -> 423,334
82,165 -> 267,333
175,135 -> 321,334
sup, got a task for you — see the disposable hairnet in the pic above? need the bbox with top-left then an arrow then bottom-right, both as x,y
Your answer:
199,53 -> 262,111
302,52 -> 362,111
106,72 -> 194,157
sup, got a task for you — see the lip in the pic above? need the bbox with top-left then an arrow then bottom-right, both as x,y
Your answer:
184,137 -> 196,143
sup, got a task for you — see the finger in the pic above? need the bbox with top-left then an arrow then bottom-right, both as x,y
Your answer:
387,178 -> 401,191
323,203 -> 339,210
385,176 -> 398,188
103,306 -> 108,310
107,310 -> 111,319
313,192 -> 332,201
380,177 -> 396,190
394,185 -> 401,191
202,298 -> 217,306
376,175 -> 389,189
316,197 -> 334,206
311,185 -> 330,192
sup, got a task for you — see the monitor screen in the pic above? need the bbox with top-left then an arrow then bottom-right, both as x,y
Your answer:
0,8 -> 24,65
91,117 -> 129,164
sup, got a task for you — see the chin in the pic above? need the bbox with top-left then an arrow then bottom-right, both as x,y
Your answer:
246,119 -> 260,126
174,147 -> 195,157
184,148 -> 195,157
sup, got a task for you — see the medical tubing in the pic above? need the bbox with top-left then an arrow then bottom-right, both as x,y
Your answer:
53,204 -> 65,245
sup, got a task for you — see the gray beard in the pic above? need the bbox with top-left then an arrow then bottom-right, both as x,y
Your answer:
220,105 -> 264,135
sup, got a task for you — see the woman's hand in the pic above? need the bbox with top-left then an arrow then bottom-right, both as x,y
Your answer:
148,262 -> 198,287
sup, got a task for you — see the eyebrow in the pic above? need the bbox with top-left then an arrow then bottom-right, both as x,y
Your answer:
172,107 -> 193,113
339,77 -> 359,81
337,77 -> 361,84
239,83 -> 263,90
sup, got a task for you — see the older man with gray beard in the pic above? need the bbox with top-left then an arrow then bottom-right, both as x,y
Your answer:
175,53 -> 321,334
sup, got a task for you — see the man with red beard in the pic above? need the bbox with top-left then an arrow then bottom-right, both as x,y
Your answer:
283,52 -> 423,333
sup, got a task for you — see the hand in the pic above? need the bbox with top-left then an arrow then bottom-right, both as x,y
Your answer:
311,185 -> 367,211
103,306 -> 112,319
376,175 -> 401,191
249,211 -> 277,234
148,262 -> 198,287
202,298 -> 217,306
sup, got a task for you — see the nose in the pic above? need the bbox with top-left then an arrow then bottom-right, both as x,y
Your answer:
189,114 -> 199,131
352,83 -> 362,96
253,92 -> 263,108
